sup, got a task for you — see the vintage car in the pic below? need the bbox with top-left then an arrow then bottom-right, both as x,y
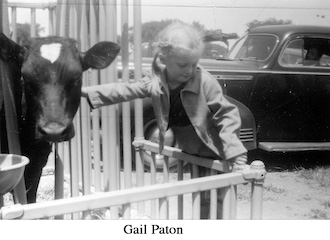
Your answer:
123,25 -> 330,169
210,25 -> 330,153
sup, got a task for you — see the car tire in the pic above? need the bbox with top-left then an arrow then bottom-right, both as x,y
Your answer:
142,119 -> 180,171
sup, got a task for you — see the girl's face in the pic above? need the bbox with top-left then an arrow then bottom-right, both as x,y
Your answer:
162,47 -> 200,84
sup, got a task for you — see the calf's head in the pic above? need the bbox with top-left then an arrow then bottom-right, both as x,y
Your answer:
0,33 -> 120,142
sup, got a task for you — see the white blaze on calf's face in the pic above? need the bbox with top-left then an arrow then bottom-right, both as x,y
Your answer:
40,43 -> 62,63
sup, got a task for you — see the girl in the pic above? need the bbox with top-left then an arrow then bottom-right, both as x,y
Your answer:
81,22 -> 248,218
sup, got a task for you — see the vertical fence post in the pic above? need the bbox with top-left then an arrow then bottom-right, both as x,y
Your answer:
53,0 -> 67,212
159,156 -> 169,219
191,164 -> 200,219
209,169 -> 217,219
79,0 -> 92,219
66,1 -> 80,220
89,0 -> 102,193
103,0 -> 120,219
56,0 -> 68,37
30,7 -> 36,37
229,185 -> 237,219
98,3 -> 113,211
250,160 -> 266,219
10,7 -> 17,41
150,152 -> 157,219
177,160 -> 184,219
121,0 -> 132,219
48,6 -> 55,36
54,143 -> 64,219
221,186 -> 230,219
133,0 -> 145,216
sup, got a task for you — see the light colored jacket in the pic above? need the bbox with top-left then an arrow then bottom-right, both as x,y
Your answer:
85,66 -> 247,160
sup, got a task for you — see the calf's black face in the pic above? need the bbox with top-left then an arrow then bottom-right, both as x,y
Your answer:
0,33 -> 120,203
1,34 -> 120,142
22,38 -> 84,142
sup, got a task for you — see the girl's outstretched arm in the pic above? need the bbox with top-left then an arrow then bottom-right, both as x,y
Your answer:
80,77 -> 153,109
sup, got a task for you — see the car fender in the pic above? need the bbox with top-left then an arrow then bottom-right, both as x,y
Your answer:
225,95 -> 257,151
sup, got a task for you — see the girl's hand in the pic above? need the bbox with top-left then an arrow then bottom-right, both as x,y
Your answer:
228,153 -> 249,172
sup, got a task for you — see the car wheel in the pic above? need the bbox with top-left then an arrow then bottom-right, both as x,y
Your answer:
142,119 -> 179,171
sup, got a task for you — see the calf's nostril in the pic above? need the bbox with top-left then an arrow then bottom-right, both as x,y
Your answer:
60,126 -> 69,137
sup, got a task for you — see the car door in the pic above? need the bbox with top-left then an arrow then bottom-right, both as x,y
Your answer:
249,35 -> 330,142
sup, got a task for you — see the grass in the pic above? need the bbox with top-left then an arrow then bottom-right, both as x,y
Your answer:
302,194 -> 312,201
295,166 -> 330,219
296,166 -> 330,187
321,200 -> 330,209
237,183 -> 288,202
263,184 -> 287,194
237,188 -> 251,201
308,209 -> 329,219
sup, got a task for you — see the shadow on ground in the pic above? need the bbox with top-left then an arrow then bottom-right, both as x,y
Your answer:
248,149 -> 330,171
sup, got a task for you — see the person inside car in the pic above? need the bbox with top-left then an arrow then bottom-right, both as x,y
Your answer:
304,46 -> 323,66
81,22 -> 248,219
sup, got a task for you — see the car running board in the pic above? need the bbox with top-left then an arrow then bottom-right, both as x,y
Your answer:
258,142 -> 330,152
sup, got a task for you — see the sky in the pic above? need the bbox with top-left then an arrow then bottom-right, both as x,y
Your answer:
5,0 -> 330,47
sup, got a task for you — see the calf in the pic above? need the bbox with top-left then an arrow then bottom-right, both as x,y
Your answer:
0,33 -> 120,203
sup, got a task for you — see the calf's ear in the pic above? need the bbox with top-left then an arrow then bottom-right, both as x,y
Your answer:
0,33 -> 24,65
81,41 -> 120,70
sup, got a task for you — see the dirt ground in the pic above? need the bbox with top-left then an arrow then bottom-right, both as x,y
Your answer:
237,170 -> 330,219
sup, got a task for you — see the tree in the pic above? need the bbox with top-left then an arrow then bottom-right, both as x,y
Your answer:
136,19 -> 182,43
246,17 -> 292,30
16,23 -> 44,45
125,19 -> 236,58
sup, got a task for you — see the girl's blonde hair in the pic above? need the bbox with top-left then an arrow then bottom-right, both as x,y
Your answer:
150,23 -> 204,95
155,22 -> 204,57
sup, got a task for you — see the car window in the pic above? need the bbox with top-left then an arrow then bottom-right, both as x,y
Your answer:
280,37 -> 330,68
227,34 -> 277,61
